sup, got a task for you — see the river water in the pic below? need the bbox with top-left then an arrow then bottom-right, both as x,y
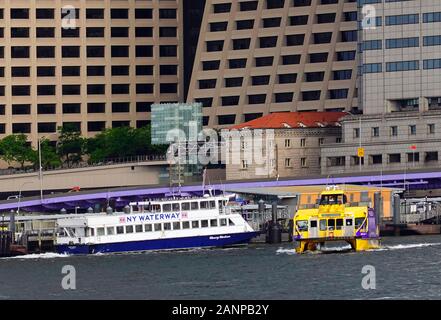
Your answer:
1,235 -> 441,300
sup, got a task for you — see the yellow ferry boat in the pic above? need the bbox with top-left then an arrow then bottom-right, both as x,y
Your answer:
293,186 -> 380,253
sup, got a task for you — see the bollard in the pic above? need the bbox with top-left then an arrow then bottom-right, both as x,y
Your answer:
60,208 -> 67,215
123,205 -> 130,214
106,206 -> 113,215
87,207 -> 94,214
393,194 -> 401,236
9,209 -> 15,243
374,192 -> 381,226
266,201 -> 282,244
258,199 -> 265,232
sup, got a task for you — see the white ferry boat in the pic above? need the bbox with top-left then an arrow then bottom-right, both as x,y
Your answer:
55,194 -> 258,255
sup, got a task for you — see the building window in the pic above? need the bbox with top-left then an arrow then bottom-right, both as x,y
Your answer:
370,155 -> 382,165
285,139 -> 291,148
241,160 -> 248,169
428,124 -> 435,134
300,138 -> 306,147
285,158 -> 292,167
318,138 -> 324,145
425,152 -> 439,162
388,154 -> 401,163
372,127 -> 379,137
353,128 -> 360,138
409,125 -> 416,135
407,153 -> 419,163
301,158 -> 306,168
390,126 -> 398,136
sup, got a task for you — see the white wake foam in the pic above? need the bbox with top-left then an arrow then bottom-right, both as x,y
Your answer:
276,248 -> 297,255
1,252 -> 70,260
377,242 -> 441,251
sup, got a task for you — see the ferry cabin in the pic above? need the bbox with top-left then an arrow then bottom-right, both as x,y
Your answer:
295,191 -> 370,239
56,195 -> 257,254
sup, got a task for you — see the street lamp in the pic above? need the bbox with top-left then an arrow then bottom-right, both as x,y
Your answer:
17,181 -> 35,216
38,133 -> 58,202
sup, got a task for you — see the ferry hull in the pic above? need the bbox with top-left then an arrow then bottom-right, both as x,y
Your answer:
56,231 -> 259,255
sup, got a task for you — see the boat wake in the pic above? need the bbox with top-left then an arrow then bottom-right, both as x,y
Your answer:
1,252 -> 70,260
276,248 -> 297,255
371,242 -> 441,252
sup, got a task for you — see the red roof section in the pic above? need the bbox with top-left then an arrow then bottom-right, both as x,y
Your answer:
229,112 -> 348,130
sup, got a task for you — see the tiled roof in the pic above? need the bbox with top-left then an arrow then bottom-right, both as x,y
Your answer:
229,112 -> 348,130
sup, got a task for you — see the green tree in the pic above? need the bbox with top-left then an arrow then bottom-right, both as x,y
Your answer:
56,124 -> 84,167
0,134 -> 37,169
37,139 -> 62,169
85,125 -> 167,163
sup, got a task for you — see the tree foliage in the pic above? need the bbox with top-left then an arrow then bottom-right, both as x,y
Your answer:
85,125 -> 167,163
0,134 -> 36,169
0,125 -> 168,169
38,139 -> 62,169
56,124 -> 85,167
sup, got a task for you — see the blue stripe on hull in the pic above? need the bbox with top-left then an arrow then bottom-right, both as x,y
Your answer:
56,232 -> 259,255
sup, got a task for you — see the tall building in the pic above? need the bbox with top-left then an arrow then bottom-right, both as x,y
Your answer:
0,0 -> 183,147
322,0 -> 441,175
186,0 -> 359,127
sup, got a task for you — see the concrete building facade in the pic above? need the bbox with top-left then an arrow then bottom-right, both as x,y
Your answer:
359,0 -> 441,114
0,0 -> 183,147
323,0 -> 441,175
226,112 -> 345,180
321,111 -> 441,174
186,0 -> 359,128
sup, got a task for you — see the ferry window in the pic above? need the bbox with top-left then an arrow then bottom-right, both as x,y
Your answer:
164,223 -> 171,230
149,204 -> 161,212
210,219 -> 218,227
220,218 -> 227,226
310,220 -> 317,228
336,219 -> 343,230
144,224 -> 152,232
135,225 -> 143,233
218,200 -> 224,208
172,203 -> 180,211
106,227 -> 115,235
320,194 -> 345,205
97,227 -> 105,236
210,200 -> 216,209
328,219 -> 335,230
200,201 -> 209,209
162,203 -> 172,212
191,221 -> 199,228
116,226 -> 124,234
296,220 -> 308,232
201,220 -> 209,228
182,202 -> 190,210
191,202 -> 199,210
228,218 -> 235,226
182,221 -> 190,229
319,219 -> 327,231
90,228 -> 95,236
355,218 -> 365,229
126,225 -> 134,233
345,219 -> 353,226
154,223 -> 162,231
173,222 -> 180,230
